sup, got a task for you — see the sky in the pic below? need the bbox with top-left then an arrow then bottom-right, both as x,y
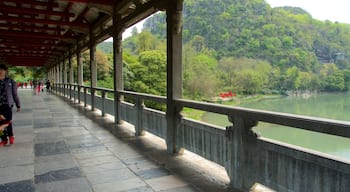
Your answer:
106,0 -> 349,42
266,0 -> 349,24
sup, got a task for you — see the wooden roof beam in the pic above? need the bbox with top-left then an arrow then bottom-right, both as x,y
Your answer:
0,0 -> 59,8
59,0 -> 114,5
0,47 -> 63,54
0,42 -> 66,50
121,0 -> 161,29
0,16 -> 89,29
0,23 -> 64,33
0,6 -> 75,17
0,30 -> 76,42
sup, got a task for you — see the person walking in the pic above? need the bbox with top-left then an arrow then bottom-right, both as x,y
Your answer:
0,64 -> 21,146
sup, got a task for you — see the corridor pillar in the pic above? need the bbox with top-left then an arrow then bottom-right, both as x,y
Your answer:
90,31 -> 97,111
166,0 -> 184,154
112,8 -> 124,124
63,58 -> 67,84
69,52 -> 74,84
77,50 -> 83,104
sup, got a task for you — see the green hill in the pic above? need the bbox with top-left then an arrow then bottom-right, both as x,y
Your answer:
143,0 -> 350,71
96,0 -> 350,97
97,42 -> 113,54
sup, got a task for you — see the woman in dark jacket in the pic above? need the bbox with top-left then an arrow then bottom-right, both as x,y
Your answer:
0,64 -> 21,146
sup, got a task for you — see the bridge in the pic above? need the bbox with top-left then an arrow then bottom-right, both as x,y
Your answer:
1,0 -> 350,191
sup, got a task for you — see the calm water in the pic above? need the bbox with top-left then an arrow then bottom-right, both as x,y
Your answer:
201,92 -> 350,160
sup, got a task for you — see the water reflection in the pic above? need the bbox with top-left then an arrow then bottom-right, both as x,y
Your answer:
201,92 -> 350,160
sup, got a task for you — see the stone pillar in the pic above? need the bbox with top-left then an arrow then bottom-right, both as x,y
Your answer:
77,51 -> 83,86
225,115 -> 259,191
166,0 -> 184,154
63,58 -> 67,84
90,31 -> 97,111
58,61 -> 62,83
112,8 -> 124,124
69,53 -> 74,84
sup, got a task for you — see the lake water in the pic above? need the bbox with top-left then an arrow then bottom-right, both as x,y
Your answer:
201,92 -> 350,160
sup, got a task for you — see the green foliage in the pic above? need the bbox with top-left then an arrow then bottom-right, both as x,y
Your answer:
324,71 -> 345,91
141,0 -> 350,94
81,50 -> 111,82
129,50 -> 166,96
8,66 -> 44,82
86,0 -> 350,100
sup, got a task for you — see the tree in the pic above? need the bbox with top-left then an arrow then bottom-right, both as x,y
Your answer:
324,71 -> 345,91
136,31 -> 157,54
218,57 -> 236,87
285,66 -> 301,90
234,70 -> 266,94
81,50 -> 110,83
184,58 -> 219,99
129,50 -> 166,96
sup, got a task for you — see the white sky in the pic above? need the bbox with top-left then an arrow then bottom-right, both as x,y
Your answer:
105,0 -> 350,42
266,0 -> 350,23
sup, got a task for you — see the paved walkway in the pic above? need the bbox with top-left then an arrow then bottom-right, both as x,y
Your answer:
0,90 -> 234,192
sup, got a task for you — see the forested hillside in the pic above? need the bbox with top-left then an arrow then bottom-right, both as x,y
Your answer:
96,0 -> 350,100
145,0 -> 350,70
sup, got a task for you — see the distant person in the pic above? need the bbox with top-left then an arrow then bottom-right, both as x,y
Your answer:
37,81 -> 41,94
45,79 -> 51,92
0,64 -> 21,146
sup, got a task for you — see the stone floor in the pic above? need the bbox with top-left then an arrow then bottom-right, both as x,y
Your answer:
0,89 -> 235,192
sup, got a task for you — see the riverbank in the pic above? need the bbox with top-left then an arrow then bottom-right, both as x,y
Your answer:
182,94 -> 283,120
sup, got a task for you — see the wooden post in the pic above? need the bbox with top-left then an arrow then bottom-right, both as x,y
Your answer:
166,0 -> 184,154
112,7 -> 124,124
63,58 -> 67,84
90,30 -> 97,111
77,50 -> 83,104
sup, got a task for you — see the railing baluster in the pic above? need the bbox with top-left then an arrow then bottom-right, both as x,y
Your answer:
135,97 -> 145,136
102,90 -> 106,117
91,88 -> 95,111
84,87 -> 87,108
78,85 -> 81,104
69,84 -> 72,100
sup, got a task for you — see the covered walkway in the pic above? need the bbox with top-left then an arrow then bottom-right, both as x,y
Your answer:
0,89 -> 232,192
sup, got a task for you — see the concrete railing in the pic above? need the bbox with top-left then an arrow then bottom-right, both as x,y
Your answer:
54,83 -> 350,192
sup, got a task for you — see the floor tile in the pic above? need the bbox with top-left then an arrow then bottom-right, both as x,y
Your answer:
0,166 -> 34,185
145,175 -> 188,191
93,178 -> 146,192
35,178 -> 92,192
35,167 -> 82,184
34,141 -> 69,157
136,168 -> 171,180
86,168 -> 136,185
0,180 -> 35,192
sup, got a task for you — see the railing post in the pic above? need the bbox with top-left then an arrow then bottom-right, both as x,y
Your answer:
73,85 -> 76,102
91,88 -> 95,111
225,115 -> 259,191
135,97 -> 145,136
63,83 -> 66,97
101,91 -> 106,117
78,86 -> 81,104
69,84 -> 72,100
84,87 -> 87,108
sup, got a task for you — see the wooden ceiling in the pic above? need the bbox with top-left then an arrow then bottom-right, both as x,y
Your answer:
0,0 -> 162,67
